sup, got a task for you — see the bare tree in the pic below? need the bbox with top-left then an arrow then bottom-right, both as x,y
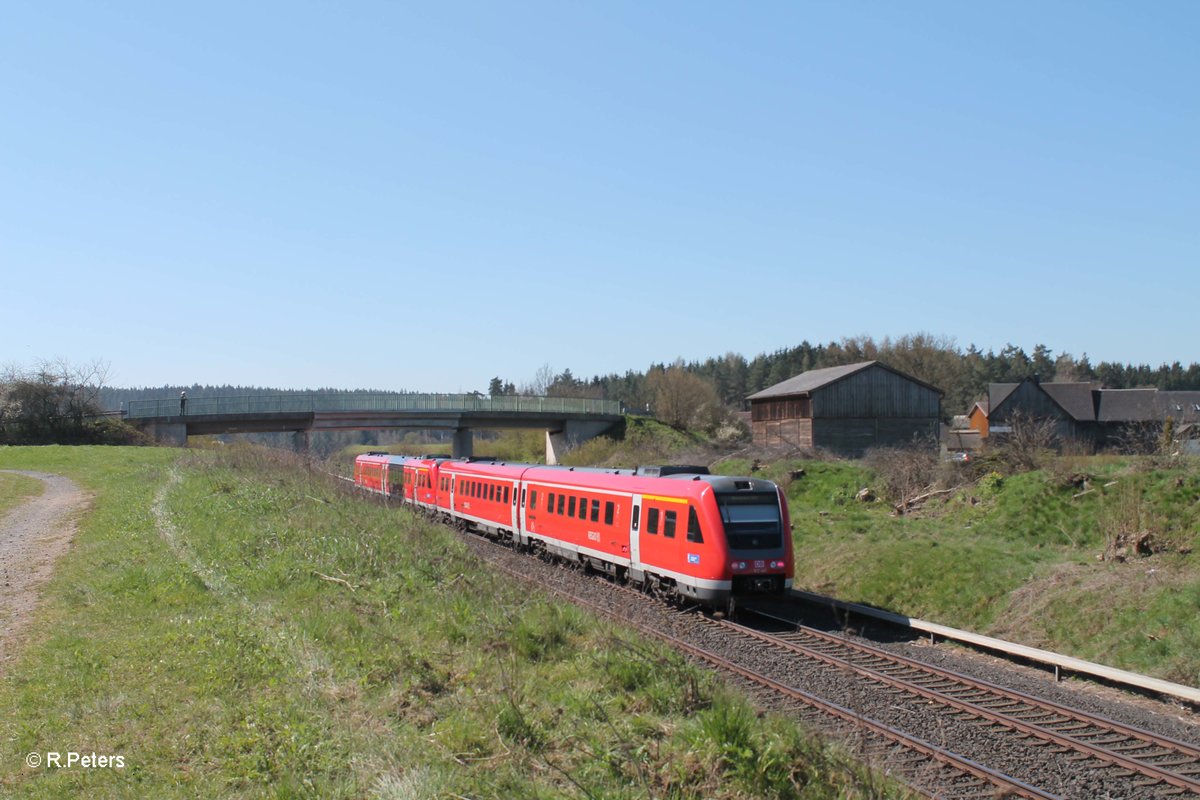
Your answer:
996,410 -> 1058,471
863,444 -> 939,511
645,362 -> 723,431
0,358 -> 123,444
519,363 -> 556,397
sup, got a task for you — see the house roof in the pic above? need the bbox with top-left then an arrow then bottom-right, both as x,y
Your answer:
1040,382 -> 1098,422
746,360 -> 942,401
1098,390 -> 1200,422
1095,389 -> 1158,422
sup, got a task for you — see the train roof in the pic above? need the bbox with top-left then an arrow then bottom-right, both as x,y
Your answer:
439,460 -> 534,479
519,464 -> 778,498
356,452 -> 405,464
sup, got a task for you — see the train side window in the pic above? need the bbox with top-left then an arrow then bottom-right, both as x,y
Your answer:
687,507 -> 703,543
504,486 -> 511,504
557,494 -> 566,515
664,510 -> 677,538
590,498 -> 600,522
577,497 -> 587,519
530,490 -> 537,510
568,496 -> 577,517
647,507 -> 659,534
632,506 -> 640,530
604,501 -> 614,525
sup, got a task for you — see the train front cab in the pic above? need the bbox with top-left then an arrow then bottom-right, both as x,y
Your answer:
652,478 -> 792,609
717,484 -> 793,598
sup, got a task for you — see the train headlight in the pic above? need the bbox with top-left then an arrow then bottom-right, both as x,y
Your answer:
770,560 -> 786,569
730,561 -> 747,571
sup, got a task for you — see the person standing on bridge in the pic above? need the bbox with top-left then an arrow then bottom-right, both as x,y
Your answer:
180,390 -> 187,416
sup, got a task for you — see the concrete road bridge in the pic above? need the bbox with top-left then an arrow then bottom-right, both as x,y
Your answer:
126,394 -> 623,464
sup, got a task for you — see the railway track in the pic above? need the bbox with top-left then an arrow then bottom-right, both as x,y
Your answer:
727,607 -> 1200,797
465,532 -> 1063,799
358,483 -> 1200,798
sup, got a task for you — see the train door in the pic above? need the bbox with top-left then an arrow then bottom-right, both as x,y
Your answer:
509,481 -> 517,531
629,494 -> 643,580
517,483 -> 526,545
510,480 -> 520,540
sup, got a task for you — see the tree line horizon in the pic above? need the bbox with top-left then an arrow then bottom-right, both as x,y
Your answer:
92,333 -> 1200,421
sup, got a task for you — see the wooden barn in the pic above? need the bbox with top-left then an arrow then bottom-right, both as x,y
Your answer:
985,379 -> 1097,441
747,361 -> 942,456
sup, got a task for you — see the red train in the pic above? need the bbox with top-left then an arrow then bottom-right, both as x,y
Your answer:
354,453 -> 793,610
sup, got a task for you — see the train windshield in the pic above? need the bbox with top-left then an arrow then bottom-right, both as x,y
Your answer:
715,492 -> 783,550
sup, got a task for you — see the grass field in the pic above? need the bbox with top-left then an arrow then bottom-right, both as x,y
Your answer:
0,446 -> 897,799
0,471 -> 45,517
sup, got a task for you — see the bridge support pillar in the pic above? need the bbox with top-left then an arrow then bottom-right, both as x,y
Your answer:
147,421 -> 188,447
452,428 -> 473,459
292,430 -> 310,454
545,420 -> 614,465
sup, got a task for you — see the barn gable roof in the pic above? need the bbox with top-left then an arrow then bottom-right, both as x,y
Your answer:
1039,382 -> 1098,422
987,383 -> 1020,413
746,360 -> 942,401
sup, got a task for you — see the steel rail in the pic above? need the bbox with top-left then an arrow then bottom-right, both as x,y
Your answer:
745,606 -> 1200,763
723,608 -> 1200,795
791,588 -> 1200,706
472,539 -> 1060,800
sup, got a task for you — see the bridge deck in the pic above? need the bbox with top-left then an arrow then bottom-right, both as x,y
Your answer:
127,393 -> 621,418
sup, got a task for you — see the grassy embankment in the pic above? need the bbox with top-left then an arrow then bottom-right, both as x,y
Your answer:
0,445 -> 899,799
709,455 -> 1200,687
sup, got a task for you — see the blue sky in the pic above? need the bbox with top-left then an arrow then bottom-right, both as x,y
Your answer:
2,2 -> 1196,392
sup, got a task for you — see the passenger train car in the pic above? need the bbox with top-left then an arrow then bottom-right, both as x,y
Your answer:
353,454 -> 793,609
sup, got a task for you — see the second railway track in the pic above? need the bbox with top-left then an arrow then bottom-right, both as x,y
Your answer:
729,606 -> 1200,796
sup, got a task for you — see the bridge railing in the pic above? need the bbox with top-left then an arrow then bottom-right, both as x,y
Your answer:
125,394 -> 623,418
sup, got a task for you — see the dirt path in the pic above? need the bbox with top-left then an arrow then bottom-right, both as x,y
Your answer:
0,470 -> 89,676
